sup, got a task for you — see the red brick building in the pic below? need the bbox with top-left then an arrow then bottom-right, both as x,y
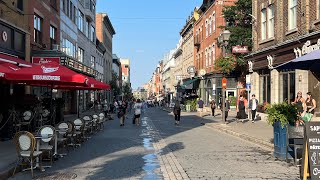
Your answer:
28,0 -> 60,51
193,0 -> 237,105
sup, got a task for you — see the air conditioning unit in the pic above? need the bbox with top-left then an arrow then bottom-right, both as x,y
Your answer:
52,44 -> 60,51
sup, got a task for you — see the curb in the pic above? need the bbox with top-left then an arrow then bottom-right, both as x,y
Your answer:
159,107 -> 274,151
205,124 -> 274,151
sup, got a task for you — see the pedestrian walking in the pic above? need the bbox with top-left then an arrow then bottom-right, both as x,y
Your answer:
133,99 -> 143,125
210,99 -> 216,116
249,94 -> 258,123
223,98 -> 231,123
236,95 -> 247,123
173,100 -> 181,125
197,98 -> 204,117
118,103 -> 126,126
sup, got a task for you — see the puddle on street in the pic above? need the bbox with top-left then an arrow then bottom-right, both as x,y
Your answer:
140,117 -> 163,180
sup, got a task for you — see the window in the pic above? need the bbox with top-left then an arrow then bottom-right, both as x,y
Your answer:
212,13 -> 216,31
78,10 -> 84,32
205,20 -> 208,37
212,45 -> 216,65
70,1 -> 73,19
34,14 -> 42,44
90,25 -> 95,42
62,0 -> 65,12
90,56 -> 95,68
17,0 -> 23,11
261,9 -> 267,40
78,47 -> 84,62
288,0 -> 297,30
62,37 -> 76,58
66,0 -> 69,17
267,5 -> 274,38
85,20 -> 90,38
205,49 -> 208,66
259,72 -> 271,103
209,17 -> 212,35
90,0 -> 95,13
208,47 -> 211,66
50,25 -> 56,49
73,6 -> 76,23
279,71 -> 295,103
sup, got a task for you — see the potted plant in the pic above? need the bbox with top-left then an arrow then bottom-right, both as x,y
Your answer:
265,102 -> 298,160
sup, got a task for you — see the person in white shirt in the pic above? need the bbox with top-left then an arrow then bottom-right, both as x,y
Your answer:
249,94 -> 258,123
133,99 -> 143,125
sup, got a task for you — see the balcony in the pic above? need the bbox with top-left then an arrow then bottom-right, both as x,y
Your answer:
194,37 -> 200,48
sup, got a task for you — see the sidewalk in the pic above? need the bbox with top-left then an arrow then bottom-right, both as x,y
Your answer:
160,107 -> 274,150
0,110 -> 97,180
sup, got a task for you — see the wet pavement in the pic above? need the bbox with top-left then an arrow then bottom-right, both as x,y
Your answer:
8,107 -> 300,180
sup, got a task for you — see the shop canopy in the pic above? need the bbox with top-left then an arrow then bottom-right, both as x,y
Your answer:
5,62 -> 88,86
51,77 -> 111,90
180,77 -> 200,90
275,49 -> 320,71
0,53 -> 32,67
0,63 -> 21,78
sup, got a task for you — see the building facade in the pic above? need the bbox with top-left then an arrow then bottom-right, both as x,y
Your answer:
162,50 -> 176,103
112,54 -> 122,100
173,39 -> 183,99
246,0 -> 320,112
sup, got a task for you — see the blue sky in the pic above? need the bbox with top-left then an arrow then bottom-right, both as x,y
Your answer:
96,0 -> 202,90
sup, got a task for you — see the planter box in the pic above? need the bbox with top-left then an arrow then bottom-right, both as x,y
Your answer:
273,121 -> 287,160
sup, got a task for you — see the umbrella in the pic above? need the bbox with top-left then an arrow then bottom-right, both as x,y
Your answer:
0,63 -> 21,78
275,49 -> 320,71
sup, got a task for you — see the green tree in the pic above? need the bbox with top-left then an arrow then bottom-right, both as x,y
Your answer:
109,71 -> 121,96
215,0 -> 252,77
122,82 -> 132,100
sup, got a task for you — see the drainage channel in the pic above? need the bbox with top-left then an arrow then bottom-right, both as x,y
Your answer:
140,116 -> 163,180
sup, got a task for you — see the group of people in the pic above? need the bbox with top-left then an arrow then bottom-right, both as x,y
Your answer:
111,99 -> 143,127
292,91 -> 317,120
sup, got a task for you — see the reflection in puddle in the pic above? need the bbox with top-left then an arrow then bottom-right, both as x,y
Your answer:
141,117 -> 163,179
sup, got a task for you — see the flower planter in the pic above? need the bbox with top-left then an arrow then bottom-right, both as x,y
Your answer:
273,121 -> 287,160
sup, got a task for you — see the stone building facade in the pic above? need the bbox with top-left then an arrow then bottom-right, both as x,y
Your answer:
246,0 -> 320,111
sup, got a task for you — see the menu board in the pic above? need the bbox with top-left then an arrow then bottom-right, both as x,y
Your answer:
306,122 -> 320,179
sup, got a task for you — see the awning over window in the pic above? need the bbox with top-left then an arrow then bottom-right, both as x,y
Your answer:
0,53 -> 31,67
179,77 -> 200,90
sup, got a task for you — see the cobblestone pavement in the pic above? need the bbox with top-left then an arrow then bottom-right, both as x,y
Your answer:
9,107 -> 300,180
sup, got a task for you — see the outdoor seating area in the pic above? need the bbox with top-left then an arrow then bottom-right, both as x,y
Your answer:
10,111 -> 107,178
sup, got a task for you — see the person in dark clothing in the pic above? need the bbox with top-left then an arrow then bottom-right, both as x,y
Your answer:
173,100 -> 181,125
210,99 -> 216,116
237,95 -> 247,123
292,91 -> 305,116
249,94 -> 259,123
118,104 -> 126,126
224,99 -> 231,122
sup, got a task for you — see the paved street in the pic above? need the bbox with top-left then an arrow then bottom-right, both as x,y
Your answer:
10,107 -> 299,180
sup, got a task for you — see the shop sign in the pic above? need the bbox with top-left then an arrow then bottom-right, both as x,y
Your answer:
32,57 -> 60,64
294,39 -> 320,58
2,31 -> 7,42
232,46 -> 248,54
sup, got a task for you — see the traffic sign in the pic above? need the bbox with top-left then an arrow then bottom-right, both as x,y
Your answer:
222,78 -> 227,89
246,74 -> 251,84
246,83 -> 251,91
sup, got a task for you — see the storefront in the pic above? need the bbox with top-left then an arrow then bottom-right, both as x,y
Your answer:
246,32 -> 320,112
32,51 -> 97,114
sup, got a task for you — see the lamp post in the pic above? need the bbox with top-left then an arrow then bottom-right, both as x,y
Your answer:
218,30 -> 231,123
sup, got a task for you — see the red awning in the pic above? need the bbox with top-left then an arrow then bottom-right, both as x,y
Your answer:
0,53 -> 32,67
0,63 -> 21,78
5,62 -> 88,86
87,77 -> 111,90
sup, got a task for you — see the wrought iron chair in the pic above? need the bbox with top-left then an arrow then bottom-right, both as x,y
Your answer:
73,119 -> 84,146
21,111 -> 33,131
38,125 -> 55,167
83,116 -> 92,139
12,131 -> 43,178
56,122 -> 69,157
92,114 -> 99,132
66,122 -> 77,148
98,113 -> 105,130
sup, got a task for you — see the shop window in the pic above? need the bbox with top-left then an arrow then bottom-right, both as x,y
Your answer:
17,0 -> 23,11
288,0 -> 297,30
50,25 -> 56,49
34,14 -> 42,44
259,72 -> 271,104
279,71 -> 295,103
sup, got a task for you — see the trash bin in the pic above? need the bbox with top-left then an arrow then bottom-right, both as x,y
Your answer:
186,105 -> 191,112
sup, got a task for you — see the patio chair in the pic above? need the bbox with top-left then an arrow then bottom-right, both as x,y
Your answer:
66,122 -> 77,148
12,131 -> 43,178
37,125 -> 55,167
98,113 -> 105,130
73,119 -> 85,146
92,114 -> 99,132
83,116 -> 92,139
21,111 -> 33,131
286,125 -> 304,166
56,122 -> 69,157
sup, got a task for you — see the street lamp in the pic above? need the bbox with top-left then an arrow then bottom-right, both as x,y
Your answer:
218,29 -> 231,124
